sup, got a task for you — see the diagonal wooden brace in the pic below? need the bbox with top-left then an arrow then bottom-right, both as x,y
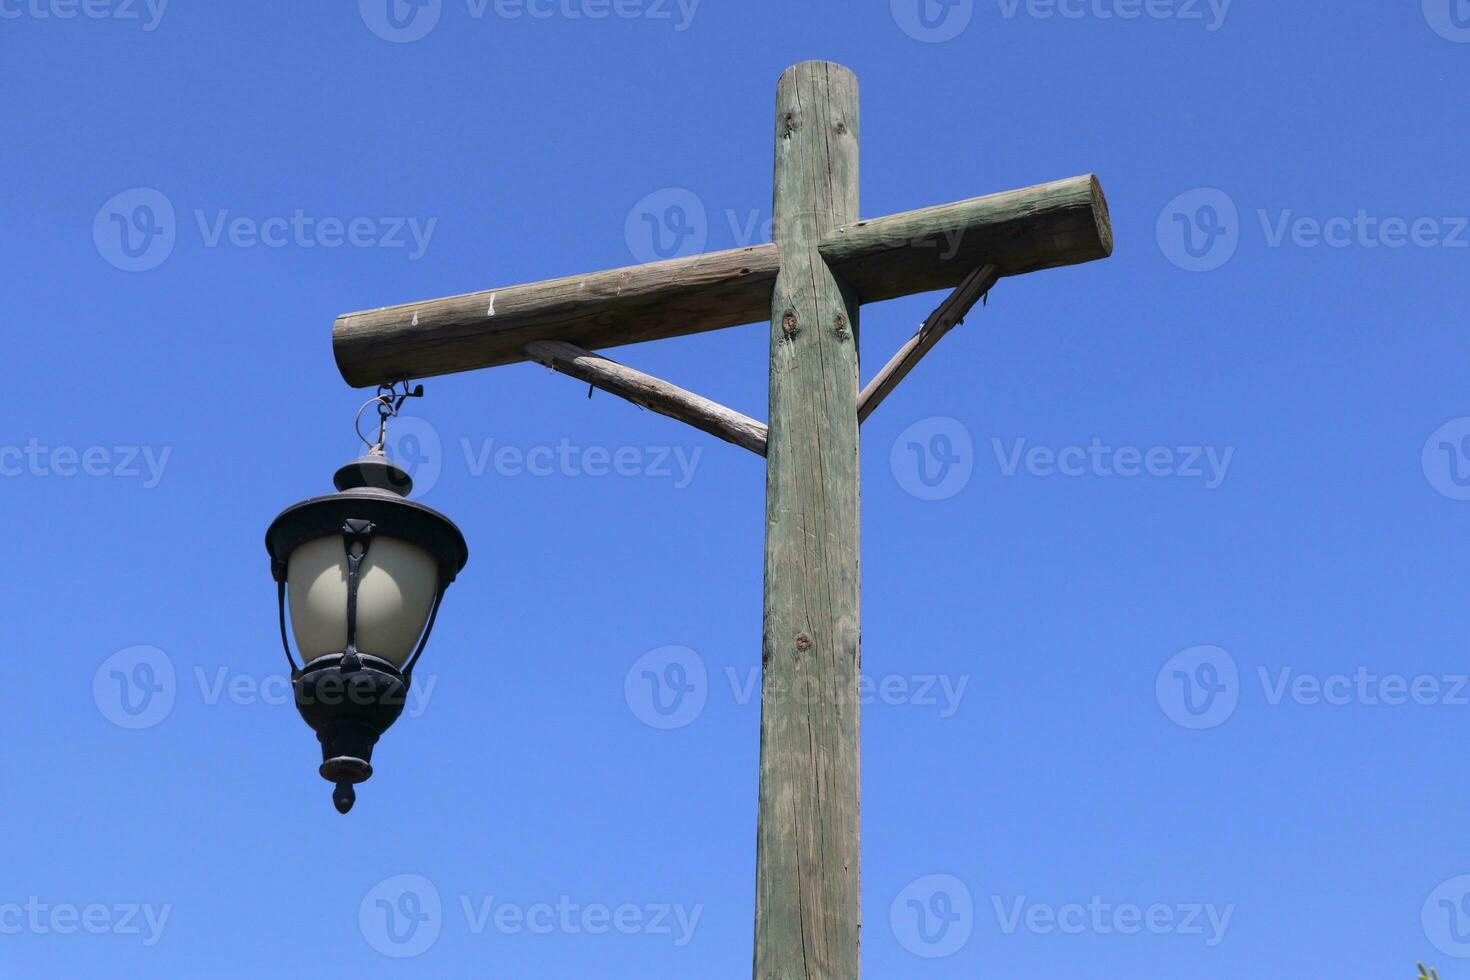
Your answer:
857,263 -> 1000,423
524,340 -> 769,456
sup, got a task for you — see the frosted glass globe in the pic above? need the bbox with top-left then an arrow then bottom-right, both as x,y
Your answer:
286,534 -> 439,667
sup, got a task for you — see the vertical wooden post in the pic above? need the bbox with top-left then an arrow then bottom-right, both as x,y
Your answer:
755,61 -> 862,980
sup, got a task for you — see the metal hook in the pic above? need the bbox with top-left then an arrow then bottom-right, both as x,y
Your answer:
354,381 -> 424,453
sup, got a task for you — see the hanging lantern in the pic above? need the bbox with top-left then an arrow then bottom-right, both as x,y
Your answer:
265,384 -> 468,813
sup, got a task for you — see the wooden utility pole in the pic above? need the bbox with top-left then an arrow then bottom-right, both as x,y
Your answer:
755,62 -> 863,979
329,61 -> 1113,979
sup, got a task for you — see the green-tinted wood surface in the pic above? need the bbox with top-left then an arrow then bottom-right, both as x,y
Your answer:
330,175 -> 1109,387
755,60 -> 862,980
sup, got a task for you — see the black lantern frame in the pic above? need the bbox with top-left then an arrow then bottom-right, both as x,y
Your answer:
265,453 -> 468,813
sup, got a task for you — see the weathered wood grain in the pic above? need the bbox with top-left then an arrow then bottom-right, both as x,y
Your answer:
857,264 -> 1000,423
334,245 -> 781,387
523,340 -> 768,456
331,176 -> 1110,387
823,173 -> 1110,300
755,60 -> 862,980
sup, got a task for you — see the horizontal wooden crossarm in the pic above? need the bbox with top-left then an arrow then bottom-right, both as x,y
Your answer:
858,264 -> 1000,423
524,340 -> 769,456
332,174 -> 1111,387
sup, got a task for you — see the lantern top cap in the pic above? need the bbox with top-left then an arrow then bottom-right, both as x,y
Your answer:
265,454 -> 468,584
334,451 -> 413,496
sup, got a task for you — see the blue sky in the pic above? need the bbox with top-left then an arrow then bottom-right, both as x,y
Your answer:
3,1 -> 1469,977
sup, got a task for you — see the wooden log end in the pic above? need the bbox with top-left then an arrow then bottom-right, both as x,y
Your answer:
779,60 -> 855,83
1090,173 -> 1114,259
